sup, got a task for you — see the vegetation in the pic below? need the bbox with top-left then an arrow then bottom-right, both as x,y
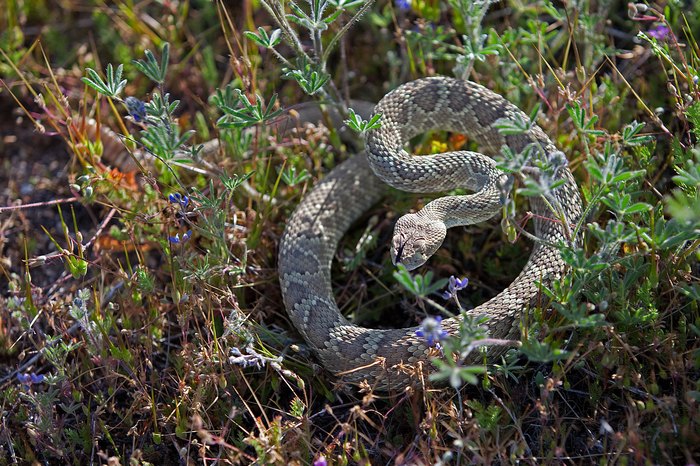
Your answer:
0,0 -> 698,464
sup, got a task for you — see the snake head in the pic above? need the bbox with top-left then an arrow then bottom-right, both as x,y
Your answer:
391,213 -> 447,271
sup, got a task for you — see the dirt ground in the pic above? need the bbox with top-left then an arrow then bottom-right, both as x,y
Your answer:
0,93 -> 86,290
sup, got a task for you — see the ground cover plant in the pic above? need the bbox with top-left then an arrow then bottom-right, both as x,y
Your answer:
0,0 -> 698,464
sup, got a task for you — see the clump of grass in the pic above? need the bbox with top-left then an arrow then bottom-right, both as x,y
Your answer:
0,1 -> 698,464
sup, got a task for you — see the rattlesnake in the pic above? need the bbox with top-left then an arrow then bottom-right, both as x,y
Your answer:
95,76 -> 582,390
278,77 -> 583,390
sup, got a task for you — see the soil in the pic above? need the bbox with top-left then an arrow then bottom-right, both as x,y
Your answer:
0,94 -> 87,291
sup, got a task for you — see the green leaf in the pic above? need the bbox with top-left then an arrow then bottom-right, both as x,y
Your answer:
393,264 -> 448,298
625,202 -> 652,214
685,101 -> 700,138
244,27 -> 282,48
132,43 -> 169,84
220,172 -> 254,191
520,339 -> 569,362
284,65 -> 330,95
323,8 -> 343,24
610,169 -> 646,184
66,256 -> 88,278
81,64 -> 127,98
622,121 -> 653,146
345,108 -> 382,133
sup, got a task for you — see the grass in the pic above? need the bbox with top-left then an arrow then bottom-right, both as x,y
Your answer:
0,0 -> 699,464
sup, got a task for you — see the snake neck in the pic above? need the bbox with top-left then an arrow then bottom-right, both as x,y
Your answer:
415,170 -> 510,229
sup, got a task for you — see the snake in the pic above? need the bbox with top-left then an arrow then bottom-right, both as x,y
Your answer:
278,76 -> 583,390
94,75 -> 582,390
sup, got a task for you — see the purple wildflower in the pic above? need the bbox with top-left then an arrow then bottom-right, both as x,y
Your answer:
441,276 -> 469,300
416,316 -> 448,346
125,96 -> 147,122
313,456 -> 327,466
648,24 -> 670,40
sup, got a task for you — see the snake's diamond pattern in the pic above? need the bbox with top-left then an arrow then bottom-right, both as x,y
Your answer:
279,77 -> 583,390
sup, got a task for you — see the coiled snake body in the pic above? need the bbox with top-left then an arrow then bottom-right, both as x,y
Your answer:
279,77 -> 582,390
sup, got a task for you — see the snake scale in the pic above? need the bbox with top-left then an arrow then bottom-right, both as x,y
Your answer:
278,77 -> 583,390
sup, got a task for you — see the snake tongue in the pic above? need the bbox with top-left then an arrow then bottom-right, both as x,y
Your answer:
394,241 -> 406,265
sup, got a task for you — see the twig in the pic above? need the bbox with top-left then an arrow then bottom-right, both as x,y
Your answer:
0,197 -> 80,214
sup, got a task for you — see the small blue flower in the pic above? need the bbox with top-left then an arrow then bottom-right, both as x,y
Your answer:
17,372 -> 45,388
416,316 -> 448,346
168,230 -> 191,244
125,96 -> 147,122
441,276 -> 469,300
395,0 -> 411,10
168,192 -> 190,208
